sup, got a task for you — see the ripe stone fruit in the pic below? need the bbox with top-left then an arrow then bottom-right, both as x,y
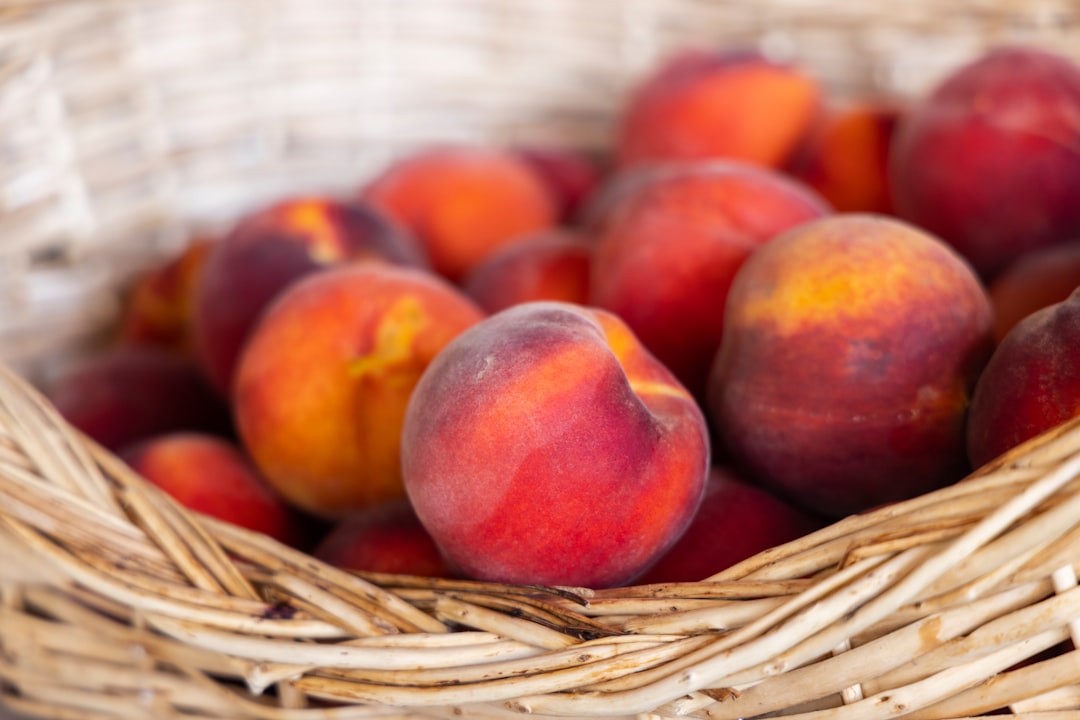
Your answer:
314,497 -> 453,578
461,229 -> 593,314
361,145 -> 558,283
709,214 -> 994,518
193,196 -> 426,396
45,344 -> 232,453
890,46 -> 1080,280
616,48 -> 821,169
636,465 -> 823,584
121,432 -> 301,547
967,288 -> 1080,469
590,161 -> 831,400
988,243 -> 1080,344
233,263 -> 485,519
401,301 -> 710,588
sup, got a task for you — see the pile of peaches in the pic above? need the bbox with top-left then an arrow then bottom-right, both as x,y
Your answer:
43,44 -> 1080,590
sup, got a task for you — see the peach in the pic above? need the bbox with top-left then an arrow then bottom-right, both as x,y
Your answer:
790,103 -> 900,214
636,466 -> 823,584
460,229 -> 593,314
590,161 -> 831,400
890,46 -> 1080,280
967,288 -> 1080,469
616,48 -> 821,170
361,146 -> 559,283
988,243 -> 1080,344
44,345 -> 233,453
401,301 -> 710,588
233,263 -> 485,518
514,146 -> 604,224
118,236 -> 215,357
313,498 -> 453,578
708,214 -> 994,518
193,196 -> 426,395
121,432 -> 302,546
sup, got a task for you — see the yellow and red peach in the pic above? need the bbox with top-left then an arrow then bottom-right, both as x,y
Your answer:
118,236 -> 215,357
193,196 -> 425,395
590,161 -> 831,400
121,432 -> 302,546
460,230 -> 593,314
636,466 -> 823,584
401,301 -> 710,588
790,102 -> 900,214
616,48 -> 821,170
708,214 -> 994,518
233,263 -> 485,518
890,46 -> 1080,280
967,288 -> 1080,469
988,243 -> 1080,344
44,345 -> 233,453
361,146 -> 558,283
313,498 -> 453,578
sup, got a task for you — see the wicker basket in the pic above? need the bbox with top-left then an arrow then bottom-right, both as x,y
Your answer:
4,1 -> 1080,718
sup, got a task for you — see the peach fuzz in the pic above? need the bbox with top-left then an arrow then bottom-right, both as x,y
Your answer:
361,146 -> 559,283
233,263 -> 485,518
616,48 -> 821,170
589,161 -> 831,400
967,288 -> 1080,470
118,236 -> 215,357
460,230 -> 593,314
890,46 -> 1080,280
314,498 -> 453,578
193,196 -> 426,396
44,344 -> 233,453
121,432 -> 301,547
401,301 -> 710,588
708,214 -> 994,518
988,243 -> 1080,344
789,102 -> 900,214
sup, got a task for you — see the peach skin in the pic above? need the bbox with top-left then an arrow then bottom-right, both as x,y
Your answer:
616,48 -> 821,169
988,243 -> 1080,344
193,196 -> 426,395
708,214 -> 994,518
361,145 -> 558,283
401,301 -> 710,588
461,229 -> 593,314
890,46 -> 1080,280
233,263 -> 485,518
121,432 -> 302,547
590,161 -> 831,400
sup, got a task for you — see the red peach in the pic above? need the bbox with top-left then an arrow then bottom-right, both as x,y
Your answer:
590,161 -> 831,400
790,103 -> 900,214
636,466 -> 823,584
514,146 -> 605,224
118,236 -> 215,357
193,196 -> 425,395
44,345 -> 233,453
121,432 -> 301,546
967,288 -> 1080,469
708,214 -> 994,518
616,48 -> 821,170
361,146 -> 558,283
890,46 -> 1080,280
401,301 -> 710,588
313,498 -> 453,578
233,263 -> 485,518
460,230 -> 593,314
988,243 -> 1080,344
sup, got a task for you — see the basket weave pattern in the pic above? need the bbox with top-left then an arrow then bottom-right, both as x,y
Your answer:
3,1 -> 1080,718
